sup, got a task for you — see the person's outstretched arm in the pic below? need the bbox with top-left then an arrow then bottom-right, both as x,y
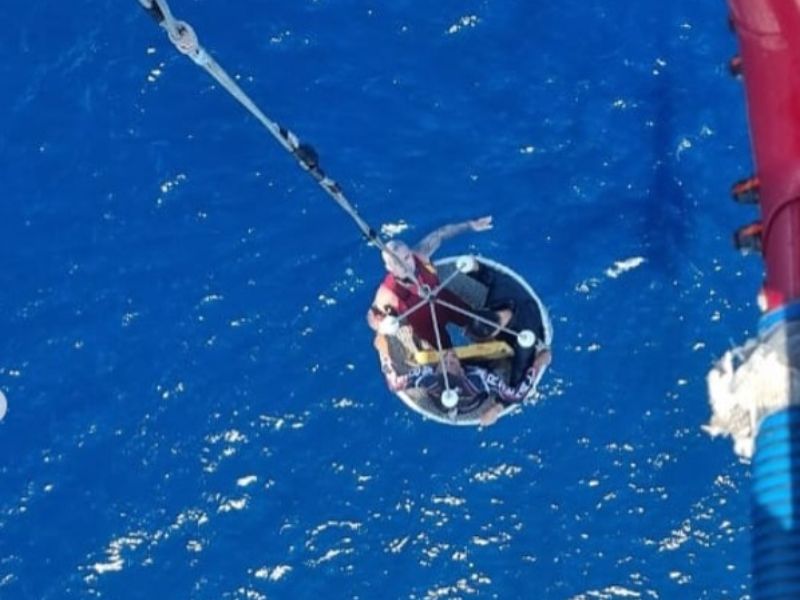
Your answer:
414,216 -> 493,260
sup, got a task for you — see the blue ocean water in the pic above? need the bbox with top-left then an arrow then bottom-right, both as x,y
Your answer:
1,1 -> 761,598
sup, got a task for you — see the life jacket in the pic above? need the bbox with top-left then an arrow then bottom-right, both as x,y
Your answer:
382,255 -> 470,348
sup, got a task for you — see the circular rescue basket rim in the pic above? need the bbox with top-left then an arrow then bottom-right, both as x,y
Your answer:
395,255 -> 553,426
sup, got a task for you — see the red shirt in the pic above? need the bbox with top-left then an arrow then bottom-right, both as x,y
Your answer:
381,255 -> 469,349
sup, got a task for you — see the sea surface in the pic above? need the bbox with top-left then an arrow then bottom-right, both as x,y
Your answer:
1,1 -> 760,598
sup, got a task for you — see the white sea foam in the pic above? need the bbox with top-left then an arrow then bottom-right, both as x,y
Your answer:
200,294 -> 224,304
232,588 -> 266,600
446,15 -> 480,34
472,464 -> 522,483
237,475 -> 258,488
605,257 -> 645,279
90,534 -> 146,576
253,565 -> 292,581
431,495 -> 466,507
146,63 -> 165,83
387,536 -> 410,553
570,586 -> 642,599
218,497 -> 248,513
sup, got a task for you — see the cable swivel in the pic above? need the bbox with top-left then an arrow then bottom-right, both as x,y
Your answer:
295,143 -> 320,171
169,21 -> 199,56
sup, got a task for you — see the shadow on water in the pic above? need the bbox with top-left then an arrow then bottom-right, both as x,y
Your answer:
641,8 -> 689,278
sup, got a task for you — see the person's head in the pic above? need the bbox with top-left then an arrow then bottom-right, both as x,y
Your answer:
381,240 -> 416,280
